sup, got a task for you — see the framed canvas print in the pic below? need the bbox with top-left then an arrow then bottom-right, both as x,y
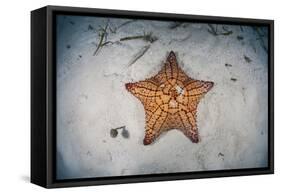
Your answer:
31,5 -> 274,188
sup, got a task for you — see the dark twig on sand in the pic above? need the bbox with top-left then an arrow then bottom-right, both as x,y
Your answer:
128,45 -> 150,66
120,32 -> 158,43
100,41 -> 115,47
117,20 -> 137,29
120,35 -> 144,41
240,25 -> 244,32
207,24 -> 233,36
93,20 -> 109,55
106,20 -> 137,34
168,34 -> 192,45
252,27 -> 268,52
207,24 -> 219,36
221,25 -> 233,35
244,55 -> 252,63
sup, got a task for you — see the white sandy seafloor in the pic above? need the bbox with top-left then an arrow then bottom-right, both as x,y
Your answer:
56,15 -> 269,179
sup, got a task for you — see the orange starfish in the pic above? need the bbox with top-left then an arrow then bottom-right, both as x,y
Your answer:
125,51 -> 214,145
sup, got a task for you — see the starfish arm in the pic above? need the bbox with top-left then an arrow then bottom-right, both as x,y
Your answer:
178,110 -> 199,143
154,51 -> 184,83
184,80 -> 214,98
143,107 -> 168,145
163,51 -> 179,80
125,80 -> 158,104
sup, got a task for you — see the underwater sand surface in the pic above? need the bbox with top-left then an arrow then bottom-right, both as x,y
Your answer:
56,16 -> 268,179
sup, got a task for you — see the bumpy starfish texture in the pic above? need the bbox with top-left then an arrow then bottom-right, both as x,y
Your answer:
125,51 -> 214,145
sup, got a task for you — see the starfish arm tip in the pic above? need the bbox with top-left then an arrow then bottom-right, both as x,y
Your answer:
125,82 -> 134,91
169,50 -> 175,55
191,137 -> 199,143
205,81 -> 214,91
168,51 -> 177,60
143,138 -> 153,145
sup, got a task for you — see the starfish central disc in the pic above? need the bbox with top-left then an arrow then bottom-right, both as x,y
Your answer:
125,51 -> 214,145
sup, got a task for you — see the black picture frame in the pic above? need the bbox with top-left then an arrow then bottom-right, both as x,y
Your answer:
31,5 -> 274,188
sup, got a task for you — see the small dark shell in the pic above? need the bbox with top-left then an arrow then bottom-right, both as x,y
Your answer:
110,129 -> 118,138
121,129 -> 130,139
